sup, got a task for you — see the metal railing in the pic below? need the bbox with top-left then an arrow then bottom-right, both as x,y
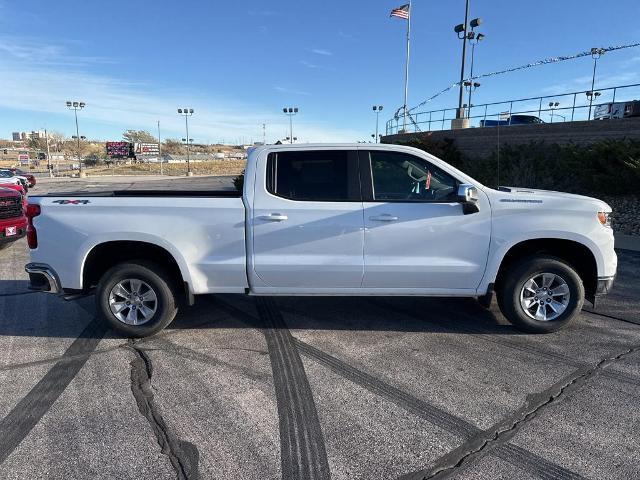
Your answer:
385,83 -> 640,135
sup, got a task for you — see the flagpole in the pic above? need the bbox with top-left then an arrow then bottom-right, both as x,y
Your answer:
403,0 -> 412,132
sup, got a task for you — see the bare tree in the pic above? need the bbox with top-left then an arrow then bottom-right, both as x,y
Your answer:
162,138 -> 185,155
122,130 -> 157,143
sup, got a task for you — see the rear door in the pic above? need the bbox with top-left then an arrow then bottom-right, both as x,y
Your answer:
360,149 -> 491,291
251,149 -> 364,289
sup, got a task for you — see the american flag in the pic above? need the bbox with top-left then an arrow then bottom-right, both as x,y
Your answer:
390,4 -> 410,19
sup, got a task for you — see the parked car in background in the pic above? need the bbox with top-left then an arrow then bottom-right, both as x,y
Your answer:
0,187 -> 27,249
26,144 -> 616,338
480,115 -> 545,127
8,168 -> 36,188
0,183 -> 27,209
594,100 -> 640,120
0,170 -> 28,190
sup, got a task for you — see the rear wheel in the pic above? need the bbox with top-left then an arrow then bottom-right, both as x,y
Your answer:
497,256 -> 584,333
96,262 -> 177,337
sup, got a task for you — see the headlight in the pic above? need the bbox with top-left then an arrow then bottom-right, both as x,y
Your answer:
597,211 -> 612,228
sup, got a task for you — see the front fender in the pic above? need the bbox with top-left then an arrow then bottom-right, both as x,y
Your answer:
477,230 -> 604,295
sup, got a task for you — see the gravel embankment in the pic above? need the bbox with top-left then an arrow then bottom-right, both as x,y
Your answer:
602,195 -> 640,236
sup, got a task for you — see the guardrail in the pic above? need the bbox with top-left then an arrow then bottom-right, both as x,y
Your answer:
385,83 -> 640,135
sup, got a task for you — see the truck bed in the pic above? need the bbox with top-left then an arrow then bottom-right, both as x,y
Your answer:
34,189 -> 242,198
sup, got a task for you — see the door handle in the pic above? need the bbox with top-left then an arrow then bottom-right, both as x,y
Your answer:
369,214 -> 399,222
260,213 -> 288,222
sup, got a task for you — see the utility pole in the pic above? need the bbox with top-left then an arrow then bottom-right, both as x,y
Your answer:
45,128 -> 52,177
263,123 -> 266,145
157,120 -> 163,176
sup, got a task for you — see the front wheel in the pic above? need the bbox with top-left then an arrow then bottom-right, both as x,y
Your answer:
496,256 -> 584,333
96,262 -> 178,337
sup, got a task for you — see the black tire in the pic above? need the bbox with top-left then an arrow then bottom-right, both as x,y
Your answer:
95,262 -> 178,337
496,255 -> 584,333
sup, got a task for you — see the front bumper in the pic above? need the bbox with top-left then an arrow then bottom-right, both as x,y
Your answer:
0,228 -> 26,244
25,263 -> 62,294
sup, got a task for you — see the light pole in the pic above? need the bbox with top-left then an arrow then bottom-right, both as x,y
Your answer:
586,91 -> 601,119
454,0 -> 470,119
283,107 -> 298,144
464,81 -> 481,118
466,28 -> 484,117
549,102 -> 559,123
157,120 -> 163,176
178,108 -> 194,175
372,105 -> 384,143
66,101 -> 86,176
587,48 -> 605,120
44,128 -> 52,177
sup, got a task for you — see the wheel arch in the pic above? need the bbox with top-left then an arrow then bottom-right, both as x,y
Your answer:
491,238 -> 598,299
81,239 -> 192,300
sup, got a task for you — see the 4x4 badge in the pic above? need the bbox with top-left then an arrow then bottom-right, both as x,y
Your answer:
52,200 -> 90,205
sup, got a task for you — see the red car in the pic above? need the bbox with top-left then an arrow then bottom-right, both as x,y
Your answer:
0,188 -> 27,248
7,168 -> 36,188
0,183 -> 27,210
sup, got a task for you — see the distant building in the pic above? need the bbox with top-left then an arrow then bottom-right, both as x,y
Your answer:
11,130 -> 45,141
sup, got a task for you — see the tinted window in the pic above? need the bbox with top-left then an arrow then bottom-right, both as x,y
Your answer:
368,151 -> 459,202
266,151 -> 359,201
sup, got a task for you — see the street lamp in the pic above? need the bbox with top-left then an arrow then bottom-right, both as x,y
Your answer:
466,30 -> 484,117
283,107 -> 298,144
586,91 -> 601,119
66,100 -> 86,175
177,108 -> 194,175
454,0 -> 477,119
549,102 -> 559,123
587,48 -> 605,120
372,105 -> 383,143
464,81 -> 481,118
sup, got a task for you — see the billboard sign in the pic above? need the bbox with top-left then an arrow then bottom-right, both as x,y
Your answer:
18,153 -> 29,165
134,143 -> 160,155
106,141 -> 132,158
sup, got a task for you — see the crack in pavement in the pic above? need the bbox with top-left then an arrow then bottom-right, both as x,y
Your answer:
418,344 -> 640,480
127,340 -> 200,480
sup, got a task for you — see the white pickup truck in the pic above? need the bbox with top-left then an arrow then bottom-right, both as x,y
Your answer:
25,144 -> 616,337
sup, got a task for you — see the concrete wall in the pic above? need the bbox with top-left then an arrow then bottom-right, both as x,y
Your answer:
382,117 -> 640,158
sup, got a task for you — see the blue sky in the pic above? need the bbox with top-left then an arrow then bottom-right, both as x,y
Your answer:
0,0 -> 639,143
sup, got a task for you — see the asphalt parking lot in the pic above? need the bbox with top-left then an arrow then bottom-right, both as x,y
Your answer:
0,178 -> 639,480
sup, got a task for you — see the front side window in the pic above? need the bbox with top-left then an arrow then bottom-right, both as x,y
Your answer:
368,151 -> 459,202
266,150 -> 359,201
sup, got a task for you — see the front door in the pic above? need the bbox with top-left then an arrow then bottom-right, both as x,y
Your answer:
251,149 -> 364,289
360,149 -> 491,291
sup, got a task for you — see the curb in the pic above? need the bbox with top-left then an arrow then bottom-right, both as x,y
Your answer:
615,233 -> 640,252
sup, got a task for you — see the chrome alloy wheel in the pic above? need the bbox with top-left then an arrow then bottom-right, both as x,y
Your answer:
519,273 -> 570,322
108,278 -> 158,325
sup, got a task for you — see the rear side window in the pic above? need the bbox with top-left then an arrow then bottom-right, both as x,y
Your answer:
266,150 -> 360,201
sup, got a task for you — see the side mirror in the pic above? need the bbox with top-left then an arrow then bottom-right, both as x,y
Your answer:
457,184 -> 480,214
